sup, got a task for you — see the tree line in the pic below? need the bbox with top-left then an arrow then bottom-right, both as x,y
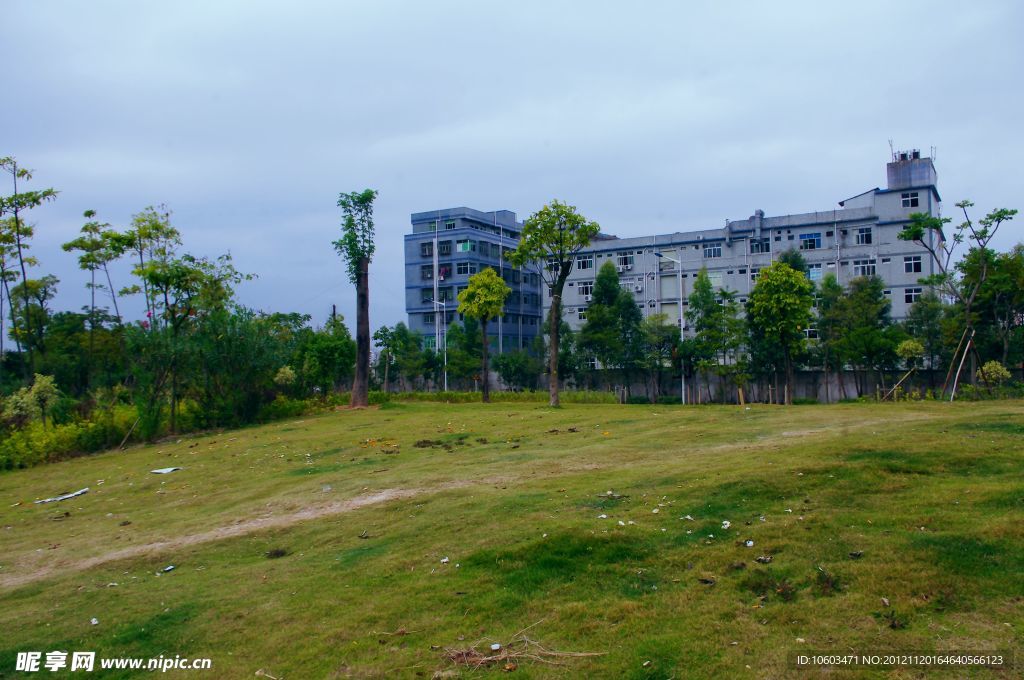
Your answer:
0,157 -> 1019,467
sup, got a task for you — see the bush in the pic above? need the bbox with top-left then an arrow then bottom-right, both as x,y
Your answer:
625,395 -> 651,404
656,396 -> 682,405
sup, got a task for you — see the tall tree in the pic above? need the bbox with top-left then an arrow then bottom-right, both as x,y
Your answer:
0,158 -> 57,378
456,267 -> 511,402
899,201 -> 1016,387
747,261 -> 814,404
507,200 -> 600,406
334,189 -> 378,407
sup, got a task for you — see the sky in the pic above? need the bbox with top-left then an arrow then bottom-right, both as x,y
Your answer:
3,0 -> 1022,332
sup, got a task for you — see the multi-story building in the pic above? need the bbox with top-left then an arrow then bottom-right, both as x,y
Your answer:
406,153 -> 941,347
551,152 -> 941,335
403,207 -> 544,352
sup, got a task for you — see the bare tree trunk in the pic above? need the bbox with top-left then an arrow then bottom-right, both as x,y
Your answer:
481,317 -> 490,403
350,257 -> 370,407
547,293 -> 561,407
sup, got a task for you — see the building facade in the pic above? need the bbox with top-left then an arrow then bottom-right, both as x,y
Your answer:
551,152 -> 941,335
403,207 -> 544,352
406,153 -> 941,346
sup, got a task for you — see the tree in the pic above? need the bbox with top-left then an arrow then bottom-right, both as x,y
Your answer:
457,268 -> 511,402
639,313 -> 679,400
834,276 -> 902,396
904,291 -> 948,384
334,189 -> 378,407
0,158 -> 57,378
816,272 -> 846,400
899,201 -> 1016,388
121,205 -> 180,321
493,349 -> 543,391
963,245 -> 1024,366
580,261 -> 626,385
747,262 -> 813,404
507,200 -> 600,406
372,325 -> 396,392
777,248 -> 808,274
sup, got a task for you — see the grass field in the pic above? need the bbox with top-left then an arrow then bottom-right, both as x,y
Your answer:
0,400 -> 1022,678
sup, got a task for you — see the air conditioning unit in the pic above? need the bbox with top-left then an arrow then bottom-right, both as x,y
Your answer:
633,284 -> 643,293
616,265 -> 624,273
625,264 -> 633,270
584,294 -> 592,302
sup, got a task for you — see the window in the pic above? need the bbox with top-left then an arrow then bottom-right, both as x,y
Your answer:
905,287 -> 923,304
437,287 -> 454,303
456,261 -> 477,276
904,255 -> 922,273
807,263 -> 822,281
703,243 -> 722,259
750,268 -> 760,282
423,336 -> 436,350
853,259 -> 876,277
420,265 -> 433,280
578,307 -> 587,320
799,233 -> 822,250
547,257 -> 560,272
423,313 -> 435,325
578,281 -> 594,297
421,289 -> 433,303
901,192 -> 919,208
708,271 -> 723,287
804,327 -> 819,340
420,242 -> 433,258
438,241 -> 452,256
444,219 -> 456,230
750,238 -> 770,254
855,227 -> 873,245
617,252 -> 634,267
437,264 -> 452,280
456,239 -> 476,253
576,254 -> 594,270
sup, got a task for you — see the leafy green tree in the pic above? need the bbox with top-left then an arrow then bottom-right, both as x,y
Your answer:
834,276 -> 903,395
896,339 -> 925,371
686,270 -> 745,402
899,201 -> 1016,386
0,158 -> 57,377
580,261 -> 626,384
443,318 -> 483,389
777,248 -> 808,274
372,325 -> 397,392
301,316 -> 356,396
457,268 -> 511,402
507,200 -> 600,406
747,262 -> 814,404
492,349 -> 543,391
904,291 -> 948,384
639,313 -> 679,400
120,205 -> 180,322
816,272 -> 846,400
334,189 -> 378,407
963,245 -> 1024,366
10,275 -> 59,360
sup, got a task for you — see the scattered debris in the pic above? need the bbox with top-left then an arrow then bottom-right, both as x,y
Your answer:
759,515 -> 766,522
119,520 -> 132,527
105,583 -> 118,588
642,660 -> 652,667
441,625 -> 603,671
617,521 -> 625,526
254,670 -> 280,680
597,514 -> 608,519
567,427 -> 579,433
698,576 -> 716,585
150,467 -> 182,475
849,551 -> 863,559
745,540 -> 755,548
415,440 -> 443,449
652,509 -> 659,514
682,514 -> 694,521
721,520 -> 731,529
265,548 -> 289,559
598,490 -> 626,500
34,488 -> 89,504
881,597 -> 890,607
795,637 -> 805,644
755,555 -> 773,564
440,557 -> 450,564
161,565 -> 175,573
358,530 -> 369,539
90,618 -> 98,626
51,511 -> 71,521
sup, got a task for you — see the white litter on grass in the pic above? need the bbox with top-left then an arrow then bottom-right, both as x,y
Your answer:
162,565 -> 175,573
745,540 -> 754,548
150,467 -> 182,475
618,521 -> 625,526
721,520 -> 731,529
490,643 -> 501,652
440,557 -> 449,564
785,508 -> 793,513
90,618 -> 98,626
682,514 -> 694,521
598,514 -> 608,519
628,521 -> 636,525
759,516 -> 766,522
652,508 -> 659,514
34,488 -> 89,504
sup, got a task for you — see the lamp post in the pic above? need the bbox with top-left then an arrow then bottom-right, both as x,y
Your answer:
429,298 -> 448,392
654,252 -> 686,404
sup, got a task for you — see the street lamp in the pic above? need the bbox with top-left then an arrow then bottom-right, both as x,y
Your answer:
654,252 -> 687,405
428,298 -> 448,392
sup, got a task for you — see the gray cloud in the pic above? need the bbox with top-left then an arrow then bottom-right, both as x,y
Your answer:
4,0 -> 1022,330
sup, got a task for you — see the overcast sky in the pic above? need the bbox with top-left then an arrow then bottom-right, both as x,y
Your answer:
4,0 -> 1022,331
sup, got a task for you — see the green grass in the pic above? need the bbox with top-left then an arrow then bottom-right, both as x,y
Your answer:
0,401 -> 1022,678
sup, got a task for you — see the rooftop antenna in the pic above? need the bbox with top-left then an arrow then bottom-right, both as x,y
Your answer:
888,139 -> 895,161
931,145 -> 937,161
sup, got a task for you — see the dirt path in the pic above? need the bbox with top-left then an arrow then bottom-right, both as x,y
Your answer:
0,485 -> 454,591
